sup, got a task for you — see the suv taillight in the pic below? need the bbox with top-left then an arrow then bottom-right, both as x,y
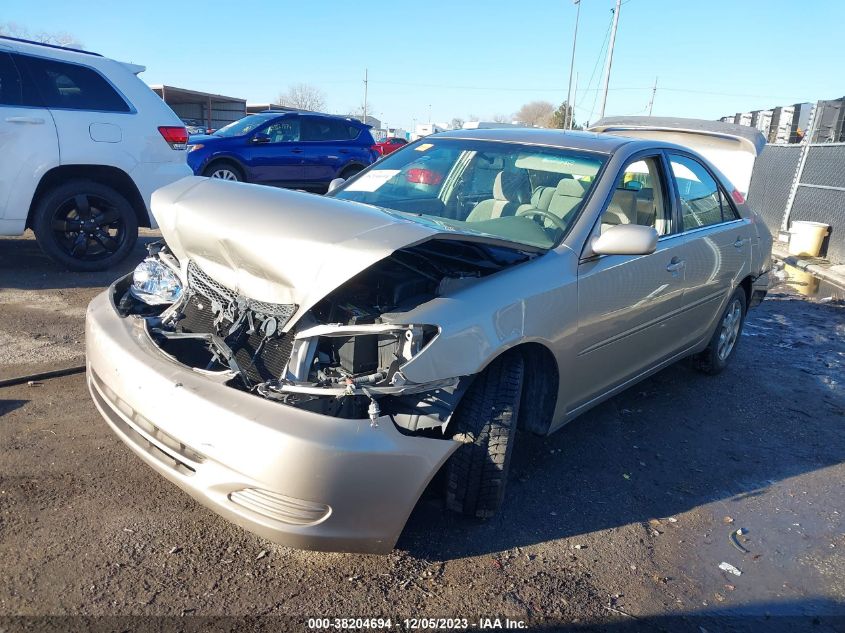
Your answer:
158,126 -> 188,150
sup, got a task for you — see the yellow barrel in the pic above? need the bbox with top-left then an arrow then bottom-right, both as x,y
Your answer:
788,221 -> 830,257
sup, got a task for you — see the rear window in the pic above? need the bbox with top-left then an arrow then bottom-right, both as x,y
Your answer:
0,53 -> 22,105
17,55 -> 130,112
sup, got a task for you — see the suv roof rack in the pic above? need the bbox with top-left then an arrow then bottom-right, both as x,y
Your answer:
0,35 -> 102,57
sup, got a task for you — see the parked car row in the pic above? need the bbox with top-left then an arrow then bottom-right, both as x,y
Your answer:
0,37 -> 384,270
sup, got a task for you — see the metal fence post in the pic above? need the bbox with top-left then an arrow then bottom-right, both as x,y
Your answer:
781,103 -> 819,235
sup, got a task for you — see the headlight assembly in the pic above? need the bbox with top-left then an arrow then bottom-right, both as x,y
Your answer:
130,258 -> 183,305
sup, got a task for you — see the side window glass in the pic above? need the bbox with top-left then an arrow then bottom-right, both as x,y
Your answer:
17,55 -> 129,112
346,124 -> 361,139
263,118 -> 300,143
601,156 -> 669,235
669,154 -> 733,230
0,53 -> 22,106
301,118 -> 341,142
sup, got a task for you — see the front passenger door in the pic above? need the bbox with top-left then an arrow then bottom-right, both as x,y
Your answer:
244,116 -> 303,185
573,154 -> 691,409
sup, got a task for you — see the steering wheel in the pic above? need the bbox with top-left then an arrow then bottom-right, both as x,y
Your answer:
517,208 -> 568,231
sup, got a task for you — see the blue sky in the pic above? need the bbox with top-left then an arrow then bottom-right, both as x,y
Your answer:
4,0 -> 842,129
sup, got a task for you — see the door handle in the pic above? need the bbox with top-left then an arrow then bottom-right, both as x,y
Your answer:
291,148 -> 303,154
5,116 -> 45,124
734,237 -> 748,248
666,258 -> 686,273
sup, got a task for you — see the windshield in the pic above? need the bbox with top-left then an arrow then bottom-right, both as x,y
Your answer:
214,114 -> 277,138
330,138 -> 606,250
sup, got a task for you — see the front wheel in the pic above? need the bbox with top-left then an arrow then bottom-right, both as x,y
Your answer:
693,287 -> 747,375
445,350 -> 524,518
203,162 -> 243,181
32,180 -> 138,272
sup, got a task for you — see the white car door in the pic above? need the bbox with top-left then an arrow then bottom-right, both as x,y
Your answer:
0,51 -> 58,234
14,53 -> 138,179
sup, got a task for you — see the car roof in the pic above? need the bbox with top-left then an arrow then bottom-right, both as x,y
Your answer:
260,110 -> 365,124
434,127 -> 634,154
0,35 -> 102,59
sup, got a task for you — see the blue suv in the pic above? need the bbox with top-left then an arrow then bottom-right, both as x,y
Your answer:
186,112 -> 379,191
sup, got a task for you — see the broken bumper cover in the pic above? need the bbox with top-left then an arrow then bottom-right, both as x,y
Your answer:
85,290 -> 459,554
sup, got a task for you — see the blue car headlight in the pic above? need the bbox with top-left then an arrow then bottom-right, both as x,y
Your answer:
130,258 -> 183,305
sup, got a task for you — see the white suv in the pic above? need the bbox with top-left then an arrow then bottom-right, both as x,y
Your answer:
0,37 -> 192,271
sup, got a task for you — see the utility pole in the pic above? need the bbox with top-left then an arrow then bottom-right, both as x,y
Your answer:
598,0 -> 622,120
647,76 -> 658,116
428,104 -> 432,123
570,72 -> 578,130
565,0 -> 581,131
363,68 -> 368,124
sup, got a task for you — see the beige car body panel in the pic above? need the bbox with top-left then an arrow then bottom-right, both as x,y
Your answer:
87,128 -> 772,552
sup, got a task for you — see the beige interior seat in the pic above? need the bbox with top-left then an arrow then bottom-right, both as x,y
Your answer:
467,171 -> 529,222
543,178 -> 587,222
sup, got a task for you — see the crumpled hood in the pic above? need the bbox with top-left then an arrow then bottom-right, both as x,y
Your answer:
151,177 -> 440,313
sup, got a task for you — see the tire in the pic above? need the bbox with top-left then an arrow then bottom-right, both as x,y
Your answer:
446,350 -> 525,518
32,180 -> 138,272
340,165 -> 363,180
693,287 -> 747,375
203,161 -> 243,181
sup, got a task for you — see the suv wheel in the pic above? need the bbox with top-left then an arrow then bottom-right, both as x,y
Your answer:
693,287 -> 747,375
32,180 -> 138,272
446,350 -> 524,518
203,162 -> 243,181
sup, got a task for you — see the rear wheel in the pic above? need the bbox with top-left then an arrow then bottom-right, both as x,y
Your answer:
32,180 -> 138,272
340,165 -> 363,180
203,161 -> 243,181
446,350 -> 524,518
693,287 -> 747,375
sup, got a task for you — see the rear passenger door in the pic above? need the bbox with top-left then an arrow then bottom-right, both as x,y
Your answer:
299,117 -> 358,185
14,54 -> 136,174
666,152 -> 753,344
574,153 -> 692,409
0,51 -> 58,229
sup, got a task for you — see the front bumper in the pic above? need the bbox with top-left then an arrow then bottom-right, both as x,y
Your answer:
85,289 -> 458,553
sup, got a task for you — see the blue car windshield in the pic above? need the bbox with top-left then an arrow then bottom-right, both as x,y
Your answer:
214,114 -> 277,138
330,138 -> 606,250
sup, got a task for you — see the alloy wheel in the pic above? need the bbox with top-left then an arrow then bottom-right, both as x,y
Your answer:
716,298 -> 743,361
210,168 -> 239,181
50,194 -> 125,262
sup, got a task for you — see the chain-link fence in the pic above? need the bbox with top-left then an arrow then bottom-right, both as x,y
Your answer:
747,142 -> 845,264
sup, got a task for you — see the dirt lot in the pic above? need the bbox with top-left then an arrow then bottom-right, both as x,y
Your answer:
1,232 -> 844,632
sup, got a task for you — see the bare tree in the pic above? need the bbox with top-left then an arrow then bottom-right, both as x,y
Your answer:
492,113 -> 511,124
450,117 -> 465,130
515,100 -> 555,127
0,21 -> 83,48
277,83 -> 327,112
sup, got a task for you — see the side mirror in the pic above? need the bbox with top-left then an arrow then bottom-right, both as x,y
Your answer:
591,224 -> 658,256
327,177 -> 345,193
252,133 -> 271,144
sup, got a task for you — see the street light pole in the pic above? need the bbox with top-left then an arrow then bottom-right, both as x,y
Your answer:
598,0 -> 622,120
565,0 -> 581,130
647,76 -> 658,116
363,68 -> 368,124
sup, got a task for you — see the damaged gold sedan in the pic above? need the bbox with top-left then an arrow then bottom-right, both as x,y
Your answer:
86,125 -> 772,553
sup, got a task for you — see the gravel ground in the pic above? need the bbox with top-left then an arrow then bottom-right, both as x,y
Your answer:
1,232 -> 844,632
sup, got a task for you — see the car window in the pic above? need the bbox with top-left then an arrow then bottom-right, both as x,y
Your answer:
301,118 -> 353,142
0,53 -> 22,106
602,157 -> 670,235
214,113 -> 276,137
17,55 -> 130,112
669,154 -> 737,230
331,138 -> 606,250
263,117 -> 300,143
346,124 -> 361,139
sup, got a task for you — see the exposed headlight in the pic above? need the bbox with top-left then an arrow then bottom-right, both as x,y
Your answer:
187,143 -> 204,152
130,258 -> 183,305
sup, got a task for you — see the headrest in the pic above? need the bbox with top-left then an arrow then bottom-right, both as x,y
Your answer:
493,171 -> 529,203
554,178 -> 587,198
